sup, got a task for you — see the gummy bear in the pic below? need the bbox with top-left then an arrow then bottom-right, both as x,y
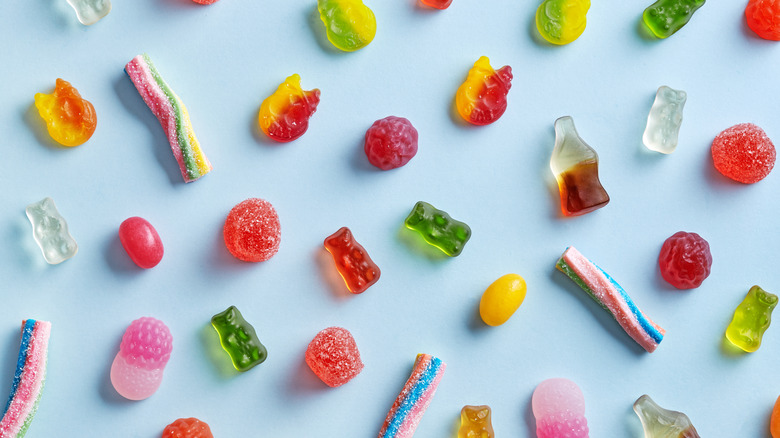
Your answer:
25,197 -> 78,265
324,227 -> 381,294
658,231 -> 712,289
420,0 -> 452,9
479,274 -> 527,326
223,198 -> 281,262
162,418 -> 213,438
772,396 -> 780,438
110,317 -> 172,400
66,0 -> 111,25
711,123 -> 776,184
455,56 -> 512,126
643,86 -> 687,154
535,0 -> 591,45
404,201 -> 471,257
211,306 -> 267,372
549,116 -> 609,216
119,217 -> 164,269
258,74 -> 320,142
317,0 -> 377,52
633,395 -> 700,438
34,78 -> 97,147
725,285 -> 778,353
364,116 -> 418,170
642,0 -> 706,39
458,405 -> 494,438
532,378 -> 589,438
746,0 -> 780,40
305,327 -> 363,387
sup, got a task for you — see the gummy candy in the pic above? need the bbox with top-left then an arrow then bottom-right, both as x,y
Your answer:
532,378 -> 589,438
643,86 -> 687,154
404,201 -> 471,257
725,285 -> 778,353
458,405 -> 494,438
711,123 -> 776,184
549,116 -> 610,216
479,274 -> 527,326
420,0 -> 452,9
25,197 -> 78,265
211,306 -> 267,372
772,396 -> 780,438
746,0 -> 780,40
317,0 -> 377,52
223,198 -> 281,262
633,395 -> 700,438
119,217 -> 164,269
535,0 -> 591,45
364,116 -> 418,170
324,227 -> 381,294
110,317 -> 172,400
34,78 -> 97,147
642,0 -> 706,39
305,327 -> 363,387
455,56 -> 512,126
162,418 -> 213,438
258,74 -> 320,142
0,320 -> 50,438
191,0 -> 219,3
125,54 -> 213,183
557,246 -> 665,352
658,231 -> 712,289
66,0 -> 111,25
378,354 -> 445,438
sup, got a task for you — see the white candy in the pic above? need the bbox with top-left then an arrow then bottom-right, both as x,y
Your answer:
642,85 -> 687,154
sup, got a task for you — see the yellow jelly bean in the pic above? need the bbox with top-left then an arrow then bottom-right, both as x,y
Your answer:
479,274 -> 527,326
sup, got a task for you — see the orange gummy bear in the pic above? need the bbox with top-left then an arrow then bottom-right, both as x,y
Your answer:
34,78 -> 97,147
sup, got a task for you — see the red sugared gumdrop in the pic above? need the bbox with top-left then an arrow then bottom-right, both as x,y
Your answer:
712,123 -> 776,184
223,198 -> 281,262
658,231 -> 712,289
162,417 -> 213,438
746,0 -> 780,40
119,217 -> 164,269
305,327 -> 363,387
364,116 -> 418,170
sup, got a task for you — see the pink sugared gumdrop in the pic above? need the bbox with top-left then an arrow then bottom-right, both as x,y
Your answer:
305,327 -> 363,387
110,317 -> 172,401
658,231 -> 712,289
223,198 -> 281,262
532,378 -> 589,438
119,217 -> 164,269
712,123 -> 776,184
364,116 -> 418,170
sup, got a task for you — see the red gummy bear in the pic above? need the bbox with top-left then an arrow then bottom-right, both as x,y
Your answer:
324,227 -> 381,294
746,0 -> 780,40
305,327 -> 364,387
162,417 -> 213,438
364,116 -> 418,170
711,123 -> 776,184
223,198 -> 281,262
658,231 -> 712,289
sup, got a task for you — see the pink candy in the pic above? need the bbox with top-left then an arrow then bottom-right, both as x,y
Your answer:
532,378 -> 589,438
119,217 -> 164,269
110,317 -> 172,401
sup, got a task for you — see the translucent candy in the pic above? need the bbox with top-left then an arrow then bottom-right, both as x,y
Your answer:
66,0 -> 111,25
746,0 -> 780,40
725,285 -> 777,353
711,123 -> 776,184
119,217 -> 164,269
25,197 -> 78,265
420,0 -> 452,9
535,0 -> 591,45
162,418 -> 213,438
211,306 -> 267,372
772,396 -> 780,438
643,86 -> 687,154
258,74 -> 320,142
317,0 -> 377,52
324,227 -> 381,294
34,78 -> 97,147
404,201 -> 471,257
658,231 -> 712,289
110,317 -> 172,401
223,198 -> 281,262
479,274 -> 527,326
633,395 -> 700,438
364,116 -> 418,170
642,0 -> 705,39
455,56 -> 512,126
305,327 -> 363,387
532,378 -> 589,438
458,405 -> 494,438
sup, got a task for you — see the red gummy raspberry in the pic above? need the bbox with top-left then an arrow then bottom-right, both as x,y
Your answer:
305,327 -> 363,387
712,123 -> 776,184
162,417 -> 213,438
223,198 -> 281,262
658,232 -> 712,289
364,116 -> 418,170
746,0 -> 780,40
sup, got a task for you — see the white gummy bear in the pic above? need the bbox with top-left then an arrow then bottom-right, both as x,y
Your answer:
66,0 -> 111,25
642,85 -> 687,154
25,197 -> 78,264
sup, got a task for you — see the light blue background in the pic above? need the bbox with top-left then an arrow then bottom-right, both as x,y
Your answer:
1,0 -> 779,436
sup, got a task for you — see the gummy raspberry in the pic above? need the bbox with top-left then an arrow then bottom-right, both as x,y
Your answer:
658,231 -> 712,289
305,327 -> 363,387
364,116 -> 418,170
711,123 -> 776,184
746,0 -> 780,40
223,198 -> 281,262
162,417 -> 213,438
121,317 -> 172,368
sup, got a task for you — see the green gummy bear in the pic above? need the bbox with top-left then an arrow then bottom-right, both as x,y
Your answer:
404,201 -> 471,257
642,0 -> 705,39
725,285 -> 778,353
211,306 -> 267,371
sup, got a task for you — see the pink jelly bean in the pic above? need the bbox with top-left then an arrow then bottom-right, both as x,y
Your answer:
532,378 -> 589,438
119,217 -> 164,269
110,317 -> 172,401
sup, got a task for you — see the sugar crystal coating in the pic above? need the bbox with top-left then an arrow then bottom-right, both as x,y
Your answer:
305,327 -> 363,387
746,0 -> 780,40
162,417 -> 213,438
711,123 -> 776,184
364,116 -> 418,170
658,231 -> 712,289
223,198 -> 281,262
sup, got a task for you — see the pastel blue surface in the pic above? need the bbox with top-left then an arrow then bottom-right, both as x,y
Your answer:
0,0 -> 779,436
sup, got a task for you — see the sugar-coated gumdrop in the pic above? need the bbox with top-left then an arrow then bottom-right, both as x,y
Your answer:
110,317 -> 172,401
458,405 -> 494,438
258,74 -> 321,142
746,0 -> 780,40
305,327 -> 363,387
455,56 -> 512,126
364,116 -> 419,170
162,417 -> 213,438
535,0 -> 591,45
420,0 -> 452,9
317,0 -> 377,52
712,123 -> 776,184
532,378 -> 589,438
223,198 -> 281,262
119,217 -> 164,269
34,78 -> 97,147
658,231 -> 712,289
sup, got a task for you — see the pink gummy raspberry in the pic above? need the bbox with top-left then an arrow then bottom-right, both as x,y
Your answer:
712,123 -> 776,184
658,231 -> 712,289
223,198 -> 281,262
364,116 -> 419,170
305,327 -> 363,387
111,317 -> 172,400
532,378 -> 589,438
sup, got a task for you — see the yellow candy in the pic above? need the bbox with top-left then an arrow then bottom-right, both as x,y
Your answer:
479,274 -> 527,326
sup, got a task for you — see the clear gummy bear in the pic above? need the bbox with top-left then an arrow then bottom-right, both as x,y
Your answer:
110,317 -> 172,401
25,197 -> 78,264
633,395 -> 700,438
66,0 -> 111,25
532,378 -> 589,438
643,86 -> 687,154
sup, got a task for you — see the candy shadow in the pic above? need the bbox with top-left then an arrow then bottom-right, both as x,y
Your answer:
287,351 -> 329,395
10,217 -> 41,271
307,6 -> 347,55
98,330 -> 134,405
636,15 -> 658,41
208,223 -> 258,274
104,233 -> 141,275
719,336 -> 747,358
466,298 -> 490,333
351,133 -> 379,172
314,247 -> 353,300
23,102 -> 63,150
625,405 -> 644,436
200,324 -> 240,379
396,224 -> 450,262
701,141 -> 745,192
521,395 -> 536,437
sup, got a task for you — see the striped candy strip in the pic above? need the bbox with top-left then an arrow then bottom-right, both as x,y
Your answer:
556,246 -> 665,352
0,319 -> 51,438
378,354 -> 445,438
125,54 -> 212,183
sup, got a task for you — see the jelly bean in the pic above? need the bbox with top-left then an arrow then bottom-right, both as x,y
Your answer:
725,285 -> 778,353
66,0 -> 111,25
324,227 -> 380,294
305,327 -> 363,387
535,0 -> 591,45
455,56 -> 512,126
317,0 -> 377,52
211,306 -> 267,372
404,201 -> 471,257
110,317 -> 172,400
643,86 -> 687,154
658,231 -> 712,289
458,405 -> 494,438
162,418 -> 213,438
633,395 -> 700,438
364,116 -> 418,170
25,197 -> 78,265
34,78 -> 97,147
258,74 -> 320,142
746,0 -> 780,40
642,0 -> 705,39
711,123 -> 776,184
479,274 -> 527,326
119,217 -> 164,269
223,198 -> 281,262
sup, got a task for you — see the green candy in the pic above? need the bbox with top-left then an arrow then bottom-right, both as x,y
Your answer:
404,201 -> 471,257
211,306 -> 267,372
642,0 -> 705,39
725,286 -> 778,353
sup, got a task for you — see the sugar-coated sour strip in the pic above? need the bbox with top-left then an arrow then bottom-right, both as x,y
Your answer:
556,247 -> 664,352
378,354 -> 445,438
0,319 -> 51,438
125,54 -> 212,183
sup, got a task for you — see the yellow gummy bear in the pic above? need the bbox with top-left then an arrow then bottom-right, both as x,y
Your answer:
317,0 -> 376,52
458,405 -> 495,438
535,0 -> 591,45
34,78 -> 97,147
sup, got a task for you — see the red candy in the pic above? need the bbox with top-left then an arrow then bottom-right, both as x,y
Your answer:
191,0 -> 219,4
364,116 -> 418,170
420,0 -> 453,9
658,231 -> 712,289
324,227 -> 380,294
711,123 -> 776,184
223,198 -> 281,262
305,327 -> 363,387
746,0 -> 780,40
119,217 -> 164,269
162,417 -> 213,438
